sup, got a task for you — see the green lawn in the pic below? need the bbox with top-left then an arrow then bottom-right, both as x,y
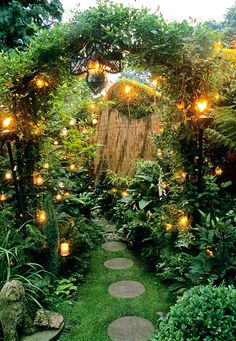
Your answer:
57,242 -> 174,341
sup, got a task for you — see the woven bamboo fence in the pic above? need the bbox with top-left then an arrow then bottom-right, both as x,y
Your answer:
94,109 -> 160,178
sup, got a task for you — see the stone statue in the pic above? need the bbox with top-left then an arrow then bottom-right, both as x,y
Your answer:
0,280 -> 35,341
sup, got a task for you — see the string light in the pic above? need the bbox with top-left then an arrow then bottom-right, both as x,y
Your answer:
157,149 -> 163,157
69,164 -> 76,171
165,223 -> 173,232
33,174 -> 44,186
178,214 -> 189,227
0,193 -> 6,201
32,75 -> 49,89
5,172 -> 12,181
37,210 -> 47,223
92,118 -> 98,125
69,118 -> 76,126
181,171 -> 187,179
121,190 -> 129,197
43,162 -> 49,169
54,140 -> 59,146
206,246 -> 214,257
64,192 -> 70,197
61,127 -> 68,137
176,101 -> 185,110
55,193 -> 63,201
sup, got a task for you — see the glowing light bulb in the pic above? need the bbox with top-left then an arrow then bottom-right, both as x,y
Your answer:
43,162 -> 49,169
37,210 -> 46,223
54,140 -> 59,145
64,192 -> 70,197
196,99 -> 208,113
5,172 -> 12,180
111,188 -> 117,192
157,149 -> 163,157
69,164 -> 76,171
178,214 -> 189,227
55,193 -> 63,201
0,193 -> 6,201
33,174 -> 43,186
176,101 -> 185,110
124,85 -> 132,95
90,104 -> 96,110
121,190 -> 129,197
152,79 -> 158,88
2,117 -> 13,129
206,246 -> 214,257
92,118 -> 98,125
181,171 -> 187,179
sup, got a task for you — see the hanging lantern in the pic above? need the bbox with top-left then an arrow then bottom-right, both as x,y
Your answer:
215,166 -> 223,176
36,210 -> 47,224
60,242 -> 70,257
71,49 -> 122,94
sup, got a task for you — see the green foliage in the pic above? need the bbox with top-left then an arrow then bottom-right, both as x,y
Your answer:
44,194 -> 60,275
106,79 -> 157,119
0,0 -> 63,51
188,212 -> 236,285
153,284 -> 236,341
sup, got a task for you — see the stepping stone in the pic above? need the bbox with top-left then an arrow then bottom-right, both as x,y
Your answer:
105,225 -> 117,233
104,258 -> 134,270
107,316 -> 154,341
102,241 -> 127,251
108,280 -> 145,298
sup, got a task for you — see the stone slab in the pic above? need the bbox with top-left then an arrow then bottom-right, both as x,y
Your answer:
108,316 -> 154,341
21,322 -> 64,341
108,280 -> 145,298
104,258 -> 134,270
101,242 -> 127,251
105,225 -> 117,233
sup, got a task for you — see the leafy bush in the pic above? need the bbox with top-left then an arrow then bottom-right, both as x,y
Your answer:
153,284 -> 236,341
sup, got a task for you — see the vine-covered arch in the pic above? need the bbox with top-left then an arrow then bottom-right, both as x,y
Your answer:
0,2 -> 230,222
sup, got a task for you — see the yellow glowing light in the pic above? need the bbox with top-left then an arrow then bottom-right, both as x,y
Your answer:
5,172 -> 12,180
60,242 -> 70,256
87,60 -> 104,75
178,214 -> 189,227
43,162 -> 49,169
0,193 -> 6,201
157,149 -> 163,157
92,118 -> 98,125
165,223 -> 173,232
37,210 -> 47,223
181,171 -> 187,179
2,117 -> 13,129
64,192 -> 70,197
206,246 -> 214,257
124,85 -> 132,95
176,101 -> 185,110
215,93 -> 220,101
152,78 -> 158,88
111,188 -> 117,192
215,166 -> 223,176
90,104 -> 96,110
33,174 -> 43,186
61,127 -> 68,137
69,118 -> 76,126
69,164 -> 76,171
121,190 -> 129,197
54,140 -> 59,145
88,185 -> 92,190
55,193 -> 63,201
196,99 -> 208,113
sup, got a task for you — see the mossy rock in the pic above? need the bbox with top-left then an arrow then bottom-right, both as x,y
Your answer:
106,79 -> 160,119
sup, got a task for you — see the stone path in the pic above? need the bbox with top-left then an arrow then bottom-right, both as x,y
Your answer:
102,221 -> 154,341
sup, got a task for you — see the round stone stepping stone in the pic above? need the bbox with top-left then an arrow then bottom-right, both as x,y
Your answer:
108,316 -> 154,341
108,280 -> 145,298
105,225 -> 117,233
102,241 -> 127,251
104,258 -> 134,270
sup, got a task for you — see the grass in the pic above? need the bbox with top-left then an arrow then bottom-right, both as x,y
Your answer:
57,235 -> 175,341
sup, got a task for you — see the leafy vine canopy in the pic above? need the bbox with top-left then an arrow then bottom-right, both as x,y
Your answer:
0,0 -> 233,127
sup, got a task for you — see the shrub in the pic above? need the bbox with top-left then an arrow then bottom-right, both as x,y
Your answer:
153,284 -> 236,341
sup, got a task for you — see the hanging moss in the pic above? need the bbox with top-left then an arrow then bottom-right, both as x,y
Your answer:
106,79 -> 160,119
